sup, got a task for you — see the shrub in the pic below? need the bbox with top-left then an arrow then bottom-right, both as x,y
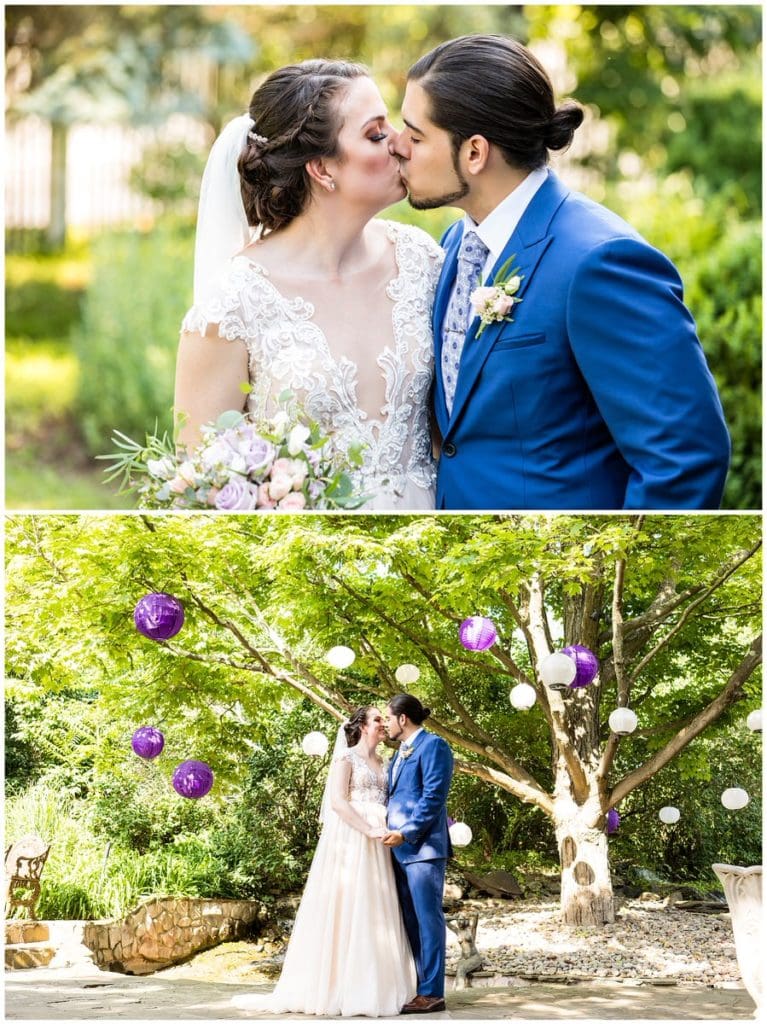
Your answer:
213,702 -> 334,896
607,176 -> 761,509
73,224 -> 194,460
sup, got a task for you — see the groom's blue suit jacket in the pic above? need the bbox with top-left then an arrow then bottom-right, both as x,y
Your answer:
432,171 -> 730,510
387,731 -> 453,865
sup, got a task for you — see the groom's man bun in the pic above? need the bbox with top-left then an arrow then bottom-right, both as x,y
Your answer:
389,693 -> 431,724
408,34 -> 584,171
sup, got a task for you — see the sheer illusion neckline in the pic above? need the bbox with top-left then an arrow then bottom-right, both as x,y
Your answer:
230,221 -> 405,429
348,749 -> 386,785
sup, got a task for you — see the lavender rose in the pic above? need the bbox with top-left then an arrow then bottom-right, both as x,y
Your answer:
214,476 -> 259,511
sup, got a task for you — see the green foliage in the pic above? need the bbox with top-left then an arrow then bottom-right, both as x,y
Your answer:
4,514 -> 761,901
541,5 -> 762,176
72,224 -> 193,457
662,77 -> 761,217
4,701 -> 39,796
91,770 -> 217,854
130,141 -> 208,210
607,177 -> 761,510
608,727 -> 763,879
213,702 -> 333,895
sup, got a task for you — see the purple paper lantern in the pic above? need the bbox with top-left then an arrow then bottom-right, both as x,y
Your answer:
134,592 -> 185,641
606,808 -> 620,835
562,644 -> 599,689
172,760 -> 214,799
459,617 -> 497,652
131,727 -> 165,760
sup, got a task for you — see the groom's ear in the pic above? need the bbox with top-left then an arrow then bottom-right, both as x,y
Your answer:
463,134 -> 491,177
306,158 -> 335,193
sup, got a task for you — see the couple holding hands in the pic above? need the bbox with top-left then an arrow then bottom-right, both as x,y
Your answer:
233,696 -> 454,1017
175,33 -> 730,514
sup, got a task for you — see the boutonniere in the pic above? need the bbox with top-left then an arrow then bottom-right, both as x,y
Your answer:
470,254 -> 524,339
400,746 -> 415,761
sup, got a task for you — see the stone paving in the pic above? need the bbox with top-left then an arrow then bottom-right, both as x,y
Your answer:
5,966 -> 757,1020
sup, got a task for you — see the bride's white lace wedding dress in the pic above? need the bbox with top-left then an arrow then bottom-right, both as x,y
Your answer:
181,220 -> 443,510
232,750 -> 416,1017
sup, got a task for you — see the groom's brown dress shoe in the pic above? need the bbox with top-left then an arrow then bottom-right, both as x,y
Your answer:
401,995 -> 447,1014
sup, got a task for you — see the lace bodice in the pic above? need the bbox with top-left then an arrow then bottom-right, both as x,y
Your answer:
181,220 -> 444,510
341,751 -> 388,806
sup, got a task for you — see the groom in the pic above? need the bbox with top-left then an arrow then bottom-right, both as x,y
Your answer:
392,34 -> 731,510
383,694 -> 454,1014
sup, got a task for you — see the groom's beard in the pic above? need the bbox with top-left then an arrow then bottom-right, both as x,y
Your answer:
407,154 -> 470,211
408,180 -> 469,210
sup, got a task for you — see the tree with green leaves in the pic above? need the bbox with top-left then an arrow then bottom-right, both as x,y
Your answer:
5,513 -> 761,926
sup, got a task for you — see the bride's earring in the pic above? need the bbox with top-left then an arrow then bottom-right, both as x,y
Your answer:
329,180 -> 336,192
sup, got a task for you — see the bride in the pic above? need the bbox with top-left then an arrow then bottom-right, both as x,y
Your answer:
232,707 -> 416,1017
175,59 -> 443,510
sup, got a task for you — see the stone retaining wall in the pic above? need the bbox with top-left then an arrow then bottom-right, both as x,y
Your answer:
83,897 -> 265,975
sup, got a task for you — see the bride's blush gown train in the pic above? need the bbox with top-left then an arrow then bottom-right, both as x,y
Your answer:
232,750 -> 416,1016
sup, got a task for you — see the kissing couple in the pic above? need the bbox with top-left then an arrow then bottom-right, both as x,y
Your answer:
175,33 -> 729,512
233,695 -> 455,1016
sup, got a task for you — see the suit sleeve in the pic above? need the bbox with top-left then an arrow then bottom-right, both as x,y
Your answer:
399,738 -> 454,846
567,237 -> 730,509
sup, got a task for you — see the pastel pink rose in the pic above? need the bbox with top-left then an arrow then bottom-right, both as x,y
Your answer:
256,484 -> 277,509
470,286 -> 496,311
169,476 -> 191,494
272,457 -> 309,489
268,471 -> 293,501
491,293 -> 516,316
278,491 -> 307,511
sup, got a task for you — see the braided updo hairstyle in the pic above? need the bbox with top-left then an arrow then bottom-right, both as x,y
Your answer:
344,706 -> 376,747
238,58 -> 368,234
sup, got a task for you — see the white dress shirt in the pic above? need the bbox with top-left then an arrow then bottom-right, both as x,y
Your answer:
392,727 -> 423,782
444,166 -> 549,318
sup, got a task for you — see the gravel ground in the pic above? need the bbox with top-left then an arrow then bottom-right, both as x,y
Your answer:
445,897 -> 740,987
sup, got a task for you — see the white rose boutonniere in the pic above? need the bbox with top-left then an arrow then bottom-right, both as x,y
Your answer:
470,254 -> 524,339
400,746 -> 415,761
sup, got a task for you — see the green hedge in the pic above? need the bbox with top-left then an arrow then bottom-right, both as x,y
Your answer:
73,224 -> 194,457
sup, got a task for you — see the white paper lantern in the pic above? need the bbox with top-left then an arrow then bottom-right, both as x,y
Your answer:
608,707 -> 638,735
540,652 -> 577,690
449,822 -> 473,847
509,683 -> 537,710
326,645 -> 355,669
395,664 -> 420,686
721,787 -> 749,810
301,731 -> 329,756
746,709 -> 762,732
658,805 -> 680,824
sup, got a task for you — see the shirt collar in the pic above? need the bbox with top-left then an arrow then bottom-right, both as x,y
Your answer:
463,166 -> 549,265
401,727 -> 424,750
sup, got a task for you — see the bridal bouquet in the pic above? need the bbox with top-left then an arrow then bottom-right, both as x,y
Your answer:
100,396 -> 367,511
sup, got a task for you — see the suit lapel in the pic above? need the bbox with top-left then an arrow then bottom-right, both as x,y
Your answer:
433,225 -> 463,429
389,731 -> 427,793
445,172 -> 570,433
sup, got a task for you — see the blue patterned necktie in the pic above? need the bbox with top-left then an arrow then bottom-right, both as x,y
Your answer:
441,229 -> 489,414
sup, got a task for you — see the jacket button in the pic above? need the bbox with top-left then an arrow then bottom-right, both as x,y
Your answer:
443,442 -> 457,457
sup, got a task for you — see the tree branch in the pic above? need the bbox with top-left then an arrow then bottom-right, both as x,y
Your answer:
628,542 -> 761,685
609,634 -> 762,807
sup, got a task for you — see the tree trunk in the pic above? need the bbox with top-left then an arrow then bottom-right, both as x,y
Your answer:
48,120 -> 67,249
554,794 -> 615,926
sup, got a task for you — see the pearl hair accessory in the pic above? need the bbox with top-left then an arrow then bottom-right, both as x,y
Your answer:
248,130 -> 268,145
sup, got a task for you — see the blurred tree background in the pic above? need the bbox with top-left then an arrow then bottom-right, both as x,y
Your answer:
5,4 -> 761,509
